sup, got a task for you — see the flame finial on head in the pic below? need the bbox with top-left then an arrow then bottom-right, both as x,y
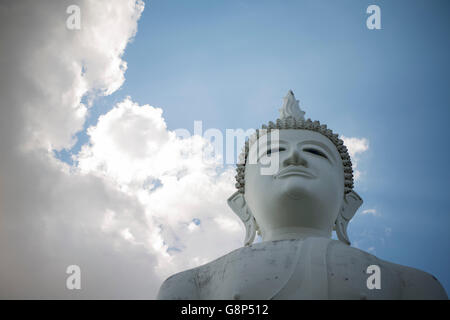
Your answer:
279,90 -> 305,121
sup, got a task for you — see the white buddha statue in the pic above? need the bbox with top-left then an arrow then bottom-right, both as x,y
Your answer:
157,91 -> 447,300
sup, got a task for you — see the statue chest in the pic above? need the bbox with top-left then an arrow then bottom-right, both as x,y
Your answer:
195,238 -> 402,300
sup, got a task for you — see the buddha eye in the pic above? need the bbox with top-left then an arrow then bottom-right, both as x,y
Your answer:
266,147 -> 286,156
303,147 -> 328,159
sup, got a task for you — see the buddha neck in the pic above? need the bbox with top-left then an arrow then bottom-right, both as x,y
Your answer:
261,227 -> 331,242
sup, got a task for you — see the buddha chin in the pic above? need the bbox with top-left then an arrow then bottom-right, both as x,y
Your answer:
273,175 -> 341,232
280,175 -> 314,200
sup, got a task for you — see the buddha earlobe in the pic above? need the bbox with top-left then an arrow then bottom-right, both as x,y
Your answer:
335,191 -> 363,245
227,191 -> 257,246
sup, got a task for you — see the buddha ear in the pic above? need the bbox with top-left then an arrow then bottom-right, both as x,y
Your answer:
227,191 -> 257,246
334,190 -> 363,245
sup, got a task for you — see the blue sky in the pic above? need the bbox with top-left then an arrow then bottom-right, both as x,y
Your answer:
56,0 -> 450,293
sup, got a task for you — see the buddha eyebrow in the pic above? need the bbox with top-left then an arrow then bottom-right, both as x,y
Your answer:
265,139 -> 288,147
300,140 -> 337,162
254,139 -> 287,151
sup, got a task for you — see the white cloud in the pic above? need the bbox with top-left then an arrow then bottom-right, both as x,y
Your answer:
340,136 -> 369,181
361,209 -> 379,216
76,96 -> 244,278
0,0 -> 244,298
0,0 -> 158,299
1,0 -> 144,152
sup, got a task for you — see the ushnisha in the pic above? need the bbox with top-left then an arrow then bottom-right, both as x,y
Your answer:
157,91 -> 447,300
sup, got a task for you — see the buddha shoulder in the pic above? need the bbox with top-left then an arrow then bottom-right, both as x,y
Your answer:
327,240 -> 447,299
156,267 -> 200,300
156,241 -> 300,300
387,260 -> 447,299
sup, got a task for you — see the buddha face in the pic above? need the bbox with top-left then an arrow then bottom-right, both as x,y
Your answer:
244,129 -> 345,238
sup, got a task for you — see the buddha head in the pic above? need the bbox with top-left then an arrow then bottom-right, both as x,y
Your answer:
228,91 -> 363,246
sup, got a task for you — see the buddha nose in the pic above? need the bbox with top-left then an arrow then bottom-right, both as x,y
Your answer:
283,148 -> 307,167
